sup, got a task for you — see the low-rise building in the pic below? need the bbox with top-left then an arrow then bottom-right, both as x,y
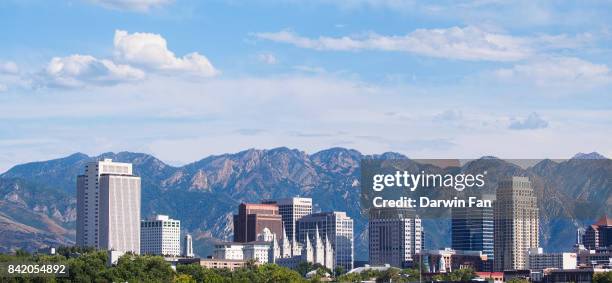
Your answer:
528,247 -> 577,270
140,215 -> 181,256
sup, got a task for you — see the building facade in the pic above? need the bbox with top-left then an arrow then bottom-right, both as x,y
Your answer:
183,234 -> 194,257
233,203 -> 283,243
262,197 -> 312,242
583,215 -> 612,250
527,248 -> 577,270
297,211 -> 354,270
494,177 -> 539,271
77,159 -> 141,254
452,194 -> 494,270
368,207 -> 423,268
140,215 -> 181,256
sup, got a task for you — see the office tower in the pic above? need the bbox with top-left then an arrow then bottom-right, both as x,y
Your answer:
369,207 -> 423,268
183,234 -> 194,257
262,197 -> 312,242
140,215 -> 181,256
77,159 -> 141,254
297,211 -> 354,270
452,194 -> 495,270
494,177 -> 539,271
233,203 -> 283,243
583,215 -> 612,250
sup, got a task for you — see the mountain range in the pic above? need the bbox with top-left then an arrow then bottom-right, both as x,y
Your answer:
0,148 -> 610,259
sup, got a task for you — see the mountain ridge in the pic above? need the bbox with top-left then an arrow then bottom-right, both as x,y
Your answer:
0,148 -> 610,258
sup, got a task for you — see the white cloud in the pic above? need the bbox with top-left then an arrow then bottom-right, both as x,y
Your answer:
494,57 -> 611,88
257,53 -> 278,64
113,30 -> 219,76
87,0 -> 174,12
40,54 -> 145,88
254,26 -> 532,61
0,61 -> 19,74
0,83 -> 7,92
509,112 -> 549,130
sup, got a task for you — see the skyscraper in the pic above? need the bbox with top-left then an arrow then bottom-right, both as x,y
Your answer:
494,177 -> 539,271
140,215 -> 181,256
583,215 -> 612,250
297,211 -> 354,270
369,207 -> 423,268
233,203 -> 283,243
183,234 -> 194,257
262,197 -> 312,242
77,159 -> 141,253
452,194 -> 494,270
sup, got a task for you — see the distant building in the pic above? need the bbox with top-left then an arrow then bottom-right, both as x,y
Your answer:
297,211 -> 354,270
214,228 -> 277,264
140,215 -> 181,256
199,258 -> 254,270
527,247 -> 577,270
417,248 -> 490,273
452,194 -> 494,271
233,203 -> 283,243
494,177 -> 539,271
77,159 -> 141,254
261,197 -> 312,242
542,268 -> 608,283
183,234 -> 194,257
368,207 -> 423,268
583,215 -> 612,250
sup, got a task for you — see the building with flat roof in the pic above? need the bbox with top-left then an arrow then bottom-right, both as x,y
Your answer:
233,203 -> 283,243
77,159 -> 141,254
261,197 -> 312,242
368,207 -> 423,268
297,211 -> 354,270
494,177 -> 539,271
527,247 -> 577,270
141,215 -> 181,256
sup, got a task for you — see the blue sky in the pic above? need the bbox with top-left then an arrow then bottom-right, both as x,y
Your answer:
0,0 -> 611,171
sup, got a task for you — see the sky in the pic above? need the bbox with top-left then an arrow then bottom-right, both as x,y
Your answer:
0,0 -> 611,172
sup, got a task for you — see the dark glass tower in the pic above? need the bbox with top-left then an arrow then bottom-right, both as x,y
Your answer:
451,196 -> 494,271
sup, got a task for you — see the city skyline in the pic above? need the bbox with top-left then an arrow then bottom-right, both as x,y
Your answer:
1,1 -> 612,172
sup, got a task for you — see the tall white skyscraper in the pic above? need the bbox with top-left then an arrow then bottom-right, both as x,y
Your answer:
262,197 -> 312,242
141,215 -> 181,256
183,234 -> 194,257
494,177 -> 539,271
369,207 -> 423,268
76,159 -> 141,254
297,211 -> 354,270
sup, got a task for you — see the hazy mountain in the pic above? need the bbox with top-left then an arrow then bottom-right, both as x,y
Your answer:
0,148 -> 610,258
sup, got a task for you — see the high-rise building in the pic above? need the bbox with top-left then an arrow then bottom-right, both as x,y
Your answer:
233,203 -> 283,243
77,159 -> 141,254
140,215 -> 181,256
297,211 -> 354,270
452,194 -> 494,270
183,234 -> 194,257
262,197 -> 312,242
583,215 -> 612,250
368,207 -> 423,268
493,177 -> 539,271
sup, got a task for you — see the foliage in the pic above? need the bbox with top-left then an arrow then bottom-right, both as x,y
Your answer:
0,249 -> 305,283
592,271 -> 612,283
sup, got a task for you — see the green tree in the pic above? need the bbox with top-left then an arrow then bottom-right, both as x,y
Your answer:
592,271 -> 612,283
506,278 -> 530,283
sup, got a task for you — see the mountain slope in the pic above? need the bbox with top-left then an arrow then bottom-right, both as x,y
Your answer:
0,149 -> 610,257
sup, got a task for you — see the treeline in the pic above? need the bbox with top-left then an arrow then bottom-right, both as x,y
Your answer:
0,247 -> 482,282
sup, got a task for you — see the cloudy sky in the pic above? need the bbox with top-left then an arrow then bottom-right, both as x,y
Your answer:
1,0 -> 611,171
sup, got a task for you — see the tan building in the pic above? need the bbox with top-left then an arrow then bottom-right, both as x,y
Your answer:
77,159 -> 141,254
494,177 -> 539,271
198,258 -> 256,270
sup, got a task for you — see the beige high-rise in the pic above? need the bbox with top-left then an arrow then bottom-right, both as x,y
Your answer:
494,176 -> 539,271
77,159 -> 141,254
